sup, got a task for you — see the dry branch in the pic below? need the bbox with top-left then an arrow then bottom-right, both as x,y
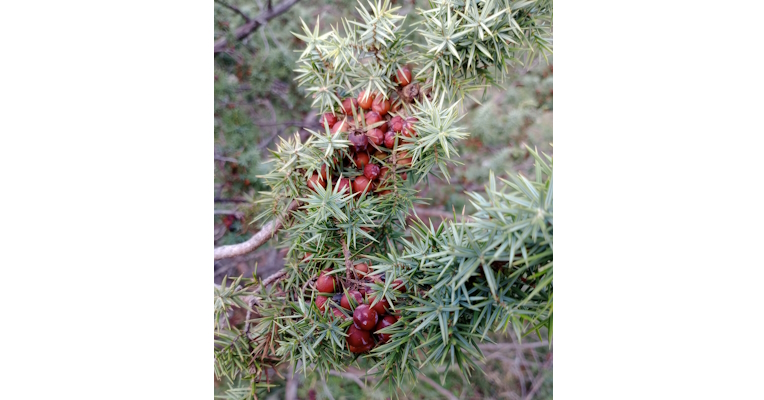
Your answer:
214,0 -> 301,54
214,200 -> 299,260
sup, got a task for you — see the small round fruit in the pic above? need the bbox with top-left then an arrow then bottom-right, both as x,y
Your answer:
369,294 -> 389,315
371,95 -> 391,116
374,314 -> 398,343
331,120 -> 348,133
348,131 -> 368,152
319,113 -> 338,129
319,164 -> 328,180
316,272 -> 337,293
353,304 -> 379,331
358,91 -> 375,110
395,67 -> 412,85
364,164 -> 381,180
396,152 -> 412,166
347,324 -> 373,349
367,128 -> 384,146
340,290 -> 364,309
379,189 -> 392,196
352,176 -> 371,195
379,166 -> 389,180
332,308 -> 347,319
341,98 -> 359,114
384,131 -> 396,148
337,177 -> 351,193
365,111 -> 383,126
392,279 -> 406,293
353,263 -> 369,275
354,152 -> 370,169
389,116 -> 405,133
307,173 -> 324,191
316,295 -> 329,311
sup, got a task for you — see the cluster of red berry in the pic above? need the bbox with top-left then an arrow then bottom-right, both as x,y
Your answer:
308,67 -> 419,197
312,261 -> 405,354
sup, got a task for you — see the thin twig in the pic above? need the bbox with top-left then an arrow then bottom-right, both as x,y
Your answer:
214,0 -> 302,54
215,0 -> 251,21
417,374 -> 459,400
329,370 -> 366,390
214,200 -> 299,260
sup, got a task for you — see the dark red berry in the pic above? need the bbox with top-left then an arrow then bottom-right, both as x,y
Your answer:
320,164 -> 328,181
307,173 -> 324,191
384,131 -> 396,149
353,304 -> 379,331
337,177 -> 351,194
364,164 -> 381,180
348,131 -> 368,152
347,324 -> 373,351
320,113 -> 338,129
354,152 -> 370,169
392,279 -> 406,293
340,290 -> 364,310
369,294 -> 389,315
316,272 -> 337,293
332,308 -> 347,319
374,314 -> 398,343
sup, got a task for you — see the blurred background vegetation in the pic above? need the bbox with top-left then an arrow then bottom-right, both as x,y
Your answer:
214,0 -> 552,398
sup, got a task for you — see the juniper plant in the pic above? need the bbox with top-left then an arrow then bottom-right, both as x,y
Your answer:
215,1 -> 552,397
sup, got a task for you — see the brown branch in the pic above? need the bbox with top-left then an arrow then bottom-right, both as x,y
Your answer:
214,200 -> 299,260
417,374 -> 459,400
214,0 -> 301,54
214,0 -> 251,22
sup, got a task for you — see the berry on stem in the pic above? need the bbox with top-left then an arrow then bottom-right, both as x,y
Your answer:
348,131 -> 368,152
352,176 -> 371,195
316,272 -> 337,293
340,290 -> 363,310
358,91 -> 375,110
367,128 -> 384,146
346,324 -> 373,352
337,177 -> 351,194
316,295 -> 329,311
331,120 -> 348,134
374,314 -> 398,343
365,111 -> 383,126
319,113 -> 338,129
395,67 -> 412,86
307,173 -> 324,191
383,131 -> 396,149
353,304 -> 379,331
341,98 -> 359,114
371,95 -> 391,116
364,164 -> 381,180
354,152 -> 370,169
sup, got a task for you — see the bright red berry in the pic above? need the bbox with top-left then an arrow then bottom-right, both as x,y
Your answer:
316,272 -> 337,293
352,176 -> 371,195
331,120 -> 348,134
395,67 -> 412,85
371,95 -> 391,116
358,91 -> 375,110
316,295 -> 329,311
368,294 -> 389,315
367,128 -> 384,146
364,164 -> 381,180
